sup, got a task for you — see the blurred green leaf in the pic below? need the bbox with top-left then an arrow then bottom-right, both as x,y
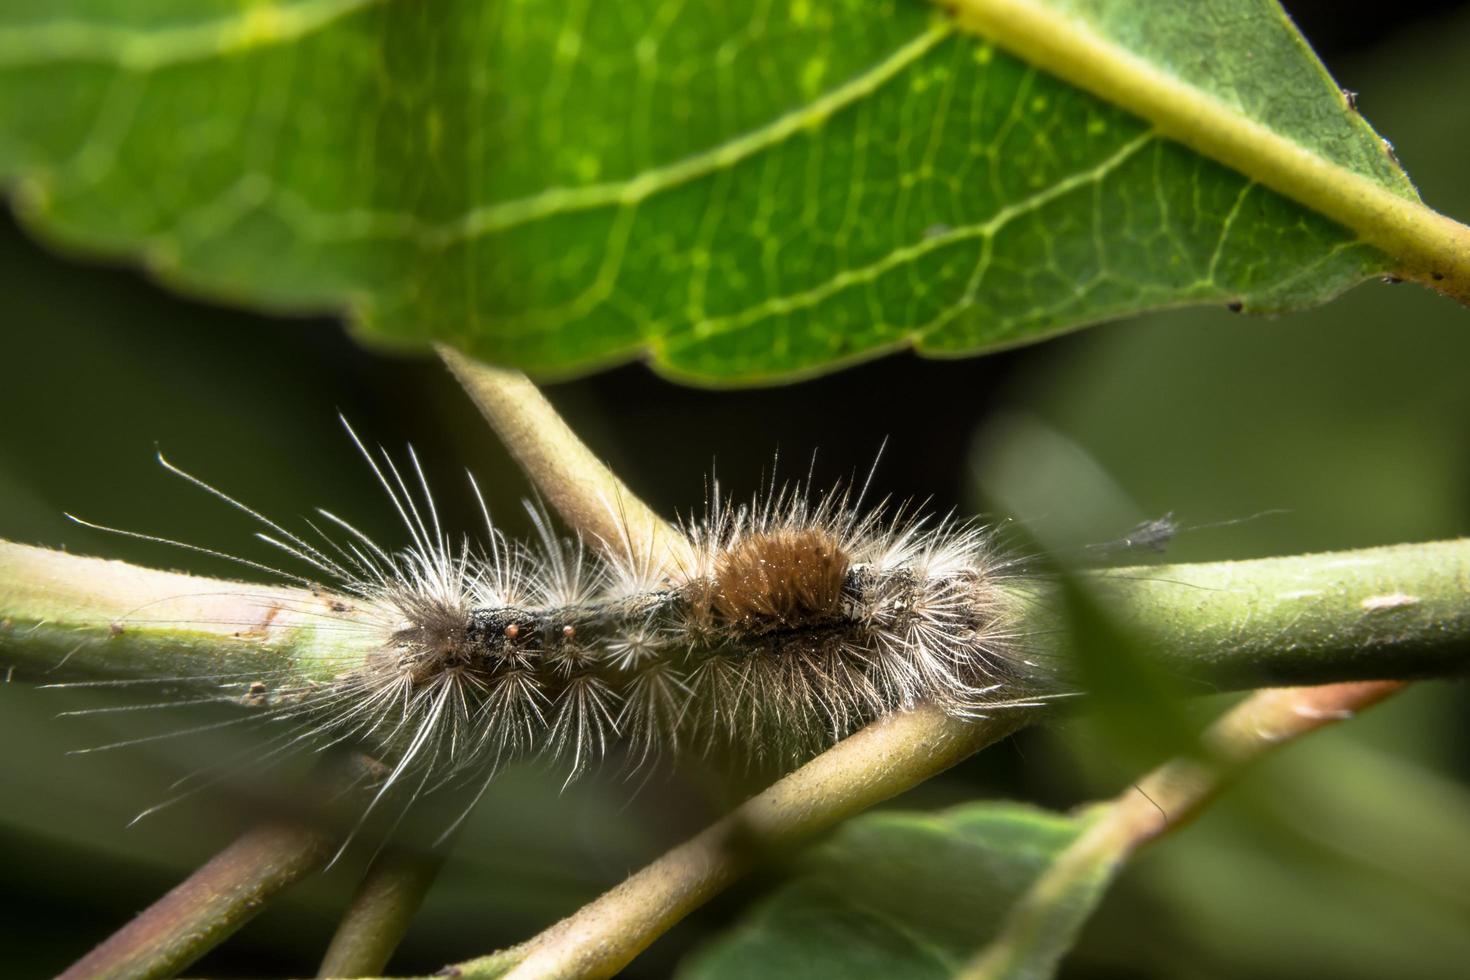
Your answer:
678,803 -> 1094,980
1112,716 -> 1470,980
0,0 -> 1413,383
969,419 -> 1200,770
1050,570 -> 1200,769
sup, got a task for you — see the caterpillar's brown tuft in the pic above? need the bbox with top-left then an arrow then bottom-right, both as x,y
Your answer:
708,527 -> 850,631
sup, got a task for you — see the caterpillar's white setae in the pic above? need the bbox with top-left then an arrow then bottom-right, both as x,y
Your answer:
67,421 -> 1054,831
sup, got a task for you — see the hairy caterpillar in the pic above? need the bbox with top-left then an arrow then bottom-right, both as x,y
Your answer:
63,420 -> 1056,834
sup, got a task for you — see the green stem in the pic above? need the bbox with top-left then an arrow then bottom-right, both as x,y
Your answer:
317,846 -> 448,978
438,346 -> 695,571
428,680 -> 1417,980
1093,539 -> 1470,686
59,820 -> 335,980
0,540 -> 380,686
58,753 -> 385,980
453,706 -> 1034,980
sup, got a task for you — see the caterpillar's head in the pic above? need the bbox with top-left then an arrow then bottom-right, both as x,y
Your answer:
383,593 -> 477,683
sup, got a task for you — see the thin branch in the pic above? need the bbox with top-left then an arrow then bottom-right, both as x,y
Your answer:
1091,540 -> 1470,686
0,540 -> 377,686
60,820 -> 335,980
317,845 -> 448,978
437,346 -> 695,570
958,680 -> 1406,980
445,705 -> 1036,980
448,681 -> 1407,980
59,754 -> 384,980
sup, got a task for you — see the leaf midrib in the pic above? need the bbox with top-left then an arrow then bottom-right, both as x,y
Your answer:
941,0 -> 1470,302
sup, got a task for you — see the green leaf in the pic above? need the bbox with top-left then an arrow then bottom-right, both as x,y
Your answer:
677,803 -> 1103,980
0,1 -> 1449,383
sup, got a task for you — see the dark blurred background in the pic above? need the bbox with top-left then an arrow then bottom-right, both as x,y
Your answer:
3,2 -> 1470,977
